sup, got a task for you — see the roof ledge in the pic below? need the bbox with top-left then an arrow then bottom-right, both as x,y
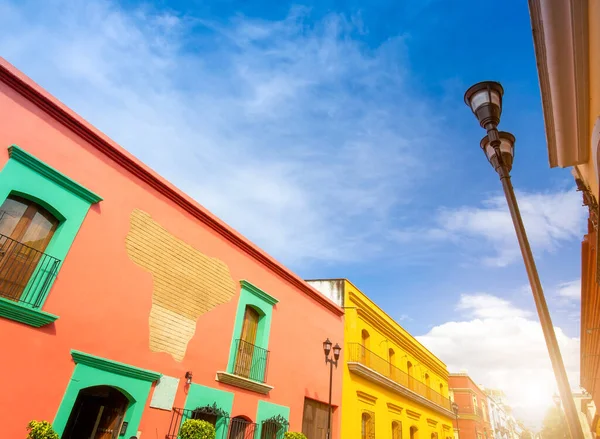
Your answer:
528,0 -> 589,168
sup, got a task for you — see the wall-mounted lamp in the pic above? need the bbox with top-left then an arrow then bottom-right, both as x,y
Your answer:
185,371 -> 193,385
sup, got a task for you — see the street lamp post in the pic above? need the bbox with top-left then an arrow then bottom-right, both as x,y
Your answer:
463,81 -> 584,439
452,401 -> 460,439
323,338 -> 341,439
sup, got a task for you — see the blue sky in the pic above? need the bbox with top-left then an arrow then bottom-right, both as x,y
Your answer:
0,0 -> 585,427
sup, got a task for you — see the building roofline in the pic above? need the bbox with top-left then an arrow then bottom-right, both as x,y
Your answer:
0,57 -> 344,317
528,0 -> 590,168
312,278 -> 449,372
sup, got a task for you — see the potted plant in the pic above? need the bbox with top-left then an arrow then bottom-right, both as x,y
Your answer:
179,419 -> 216,439
284,433 -> 308,439
26,421 -> 59,439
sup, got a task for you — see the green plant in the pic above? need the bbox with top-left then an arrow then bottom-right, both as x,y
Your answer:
26,421 -> 59,439
179,419 -> 216,439
284,433 -> 308,439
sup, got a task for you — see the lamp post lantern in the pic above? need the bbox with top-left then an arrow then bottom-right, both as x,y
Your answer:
323,339 -> 341,439
464,81 -> 583,439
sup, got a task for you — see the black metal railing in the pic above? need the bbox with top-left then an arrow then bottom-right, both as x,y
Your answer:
166,408 -> 258,439
232,339 -> 269,383
0,233 -> 60,307
347,343 -> 451,411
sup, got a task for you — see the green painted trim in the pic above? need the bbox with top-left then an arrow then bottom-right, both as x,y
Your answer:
8,144 -> 103,204
0,297 -> 58,327
240,280 -> 279,305
0,148 -> 98,314
54,357 -> 155,436
226,282 -> 277,378
256,400 -> 290,437
183,384 -> 235,438
71,350 -> 162,382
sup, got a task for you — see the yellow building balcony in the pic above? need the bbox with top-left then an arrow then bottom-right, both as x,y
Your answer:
347,343 -> 454,417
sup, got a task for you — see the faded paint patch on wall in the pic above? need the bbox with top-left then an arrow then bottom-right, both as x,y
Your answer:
126,209 -> 237,361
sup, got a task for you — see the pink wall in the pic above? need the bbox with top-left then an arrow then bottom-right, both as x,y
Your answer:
0,61 -> 344,438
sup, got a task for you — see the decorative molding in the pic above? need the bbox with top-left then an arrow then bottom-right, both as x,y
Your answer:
427,418 -> 439,427
406,409 -> 422,420
240,280 -> 279,306
528,0 -> 590,168
387,402 -> 403,414
215,371 -> 273,395
348,362 -> 454,418
574,176 -> 599,230
349,291 -> 448,378
443,424 -> 452,431
0,297 -> 58,327
0,60 -> 343,317
71,350 -> 161,382
8,145 -> 103,204
356,390 -> 378,406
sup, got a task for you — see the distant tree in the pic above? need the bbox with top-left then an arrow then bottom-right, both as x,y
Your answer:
540,406 -> 569,439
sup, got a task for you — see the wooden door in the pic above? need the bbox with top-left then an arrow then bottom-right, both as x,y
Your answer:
93,391 -> 128,439
235,306 -> 260,378
302,398 -> 329,439
0,196 -> 58,301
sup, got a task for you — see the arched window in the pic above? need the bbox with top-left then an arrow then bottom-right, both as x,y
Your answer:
439,383 -> 444,396
410,425 -> 419,439
229,416 -> 256,439
361,330 -> 370,366
361,412 -> 375,439
260,415 -> 288,439
407,361 -> 414,390
388,348 -> 396,379
392,421 -> 402,439
234,306 -> 262,380
424,373 -> 431,397
0,195 -> 59,303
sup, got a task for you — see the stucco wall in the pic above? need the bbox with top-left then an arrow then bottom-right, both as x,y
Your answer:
0,75 -> 344,438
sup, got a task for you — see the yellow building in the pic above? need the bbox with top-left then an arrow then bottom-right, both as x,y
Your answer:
307,279 -> 455,439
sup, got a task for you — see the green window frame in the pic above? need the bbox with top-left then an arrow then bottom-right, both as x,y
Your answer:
0,145 -> 102,327
226,280 -> 278,383
53,350 -> 161,437
256,400 -> 290,439
183,384 -> 235,438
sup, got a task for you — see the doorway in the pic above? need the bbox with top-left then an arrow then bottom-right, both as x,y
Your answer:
62,386 -> 129,439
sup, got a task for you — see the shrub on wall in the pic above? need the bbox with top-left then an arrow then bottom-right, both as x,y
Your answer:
179,419 -> 216,439
284,433 -> 308,439
26,421 -> 59,439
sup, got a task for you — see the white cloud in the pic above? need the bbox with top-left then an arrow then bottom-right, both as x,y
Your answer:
0,0 -> 442,266
396,190 -> 586,267
556,279 -> 581,300
417,292 -> 580,428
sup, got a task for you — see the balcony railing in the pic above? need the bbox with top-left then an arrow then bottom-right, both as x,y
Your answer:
458,405 -> 483,417
232,339 -> 270,383
166,407 -> 257,439
0,233 -> 60,307
347,343 -> 451,411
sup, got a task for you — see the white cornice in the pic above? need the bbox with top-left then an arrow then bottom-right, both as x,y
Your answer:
528,0 -> 590,168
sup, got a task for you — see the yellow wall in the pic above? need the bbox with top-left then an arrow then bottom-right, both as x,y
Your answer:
341,280 -> 454,439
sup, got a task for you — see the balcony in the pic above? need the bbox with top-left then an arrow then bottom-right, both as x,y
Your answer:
216,339 -> 273,394
458,405 -> 483,417
0,233 -> 60,308
347,343 -> 453,416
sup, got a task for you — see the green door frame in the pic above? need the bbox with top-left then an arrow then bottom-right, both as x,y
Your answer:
53,350 -> 161,437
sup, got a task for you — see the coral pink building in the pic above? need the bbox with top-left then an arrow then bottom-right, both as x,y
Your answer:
0,58 -> 343,439
449,374 -> 493,439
